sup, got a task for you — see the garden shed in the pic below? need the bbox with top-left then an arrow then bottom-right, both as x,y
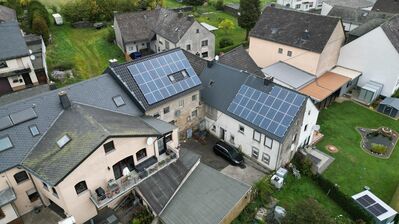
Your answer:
378,97 -> 399,118
358,81 -> 383,105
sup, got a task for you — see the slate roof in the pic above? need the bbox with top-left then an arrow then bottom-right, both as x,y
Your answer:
328,5 -> 393,25
219,45 -> 264,78
0,5 -> 16,22
199,63 -> 306,142
372,0 -> 399,13
160,163 -> 251,224
380,97 -> 399,110
323,0 -> 376,8
115,8 -> 195,44
250,6 -> 341,53
349,18 -> 387,37
261,61 -> 316,90
182,50 -> 208,75
106,49 -> 201,111
0,74 -> 142,173
0,187 -> 16,207
137,149 -> 200,214
0,84 -> 50,105
381,15 -> 399,53
0,21 -> 30,61
23,104 -> 169,186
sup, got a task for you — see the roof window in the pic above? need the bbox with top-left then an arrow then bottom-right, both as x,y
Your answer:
0,136 -> 13,152
57,135 -> 71,148
113,95 -> 126,107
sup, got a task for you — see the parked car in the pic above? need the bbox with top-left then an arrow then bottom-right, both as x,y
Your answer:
213,141 -> 244,166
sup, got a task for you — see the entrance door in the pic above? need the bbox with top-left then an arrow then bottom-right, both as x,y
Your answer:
158,137 -> 166,155
113,156 -> 135,179
0,78 -> 12,95
22,73 -> 33,86
220,128 -> 226,141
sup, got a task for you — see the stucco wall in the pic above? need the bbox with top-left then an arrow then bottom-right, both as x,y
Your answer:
0,203 -> 18,224
157,36 -> 177,53
298,98 -> 319,147
337,27 -> 399,97
113,18 -> 124,52
320,2 -> 333,15
248,37 -> 321,74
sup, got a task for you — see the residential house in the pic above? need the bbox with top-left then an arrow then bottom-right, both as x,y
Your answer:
106,49 -> 203,138
372,0 -> 399,13
199,62 -> 308,170
248,6 -> 345,77
24,34 -> 48,81
0,5 -> 16,22
320,0 -> 376,15
0,22 -> 48,95
337,15 -> 399,103
114,8 -> 215,60
276,0 -> 319,11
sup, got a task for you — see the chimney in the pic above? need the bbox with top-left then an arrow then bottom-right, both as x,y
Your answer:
49,81 -> 57,90
187,14 -> 194,21
178,10 -> 183,18
58,91 -> 71,109
264,76 -> 274,86
109,58 -> 118,67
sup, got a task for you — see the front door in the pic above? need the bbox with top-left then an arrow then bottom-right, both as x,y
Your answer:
22,73 -> 33,86
220,128 -> 226,141
158,137 -> 166,155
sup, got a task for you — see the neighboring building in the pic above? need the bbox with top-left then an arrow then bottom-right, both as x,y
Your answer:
0,22 -> 48,95
249,6 -> 345,77
276,0 -> 318,11
106,49 -> 203,138
327,5 -> 393,31
372,0 -> 399,13
199,62 -> 308,170
320,0 -> 376,15
348,18 -> 387,41
337,15 -> 399,100
0,5 -> 16,22
377,97 -> 399,118
24,34 -> 49,81
223,3 -> 240,16
114,8 -> 215,60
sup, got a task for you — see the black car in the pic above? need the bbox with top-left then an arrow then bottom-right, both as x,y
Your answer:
213,141 -> 244,166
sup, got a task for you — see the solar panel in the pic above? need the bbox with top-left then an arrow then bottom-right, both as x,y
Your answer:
0,116 -> 13,131
356,195 -> 375,207
367,204 -> 387,217
9,107 -> 37,125
127,50 -> 201,105
227,85 -> 305,138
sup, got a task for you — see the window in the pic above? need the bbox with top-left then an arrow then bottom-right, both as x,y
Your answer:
0,61 -> 7,68
253,130 -> 261,142
52,188 -> 58,197
293,134 -> 297,142
186,44 -> 191,51
29,125 -> 40,137
43,182 -> 48,190
304,125 -> 308,131
27,190 -> 40,202
278,48 -> 283,54
192,94 -> 197,101
113,95 -> 125,107
230,135 -> 235,144
163,106 -> 170,114
0,136 -> 13,152
165,41 -> 170,50
262,153 -> 270,164
113,156 -> 134,179
74,181 -> 88,195
196,29 -> 199,33
287,51 -> 292,57
211,125 -> 216,132
158,41 -> 163,45
57,135 -> 71,148
264,137 -> 273,148
104,141 -> 115,153
308,110 -> 311,116
175,109 -> 181,117
251,147 -> 259,159
201,52 -> 208,58
154,113 -> 160,118
239,125 -> 245,133
179,99 -> 184,107
14,171 -> 29,184
136,148 -> 147,161
128,46 -> 134,51
201,40 -> 208,47
191,109 -> 198,118
0,207 -> 4,219
165,133 -> 173,143
295,4 -> 301,9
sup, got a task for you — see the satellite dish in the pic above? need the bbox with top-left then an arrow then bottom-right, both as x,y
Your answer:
30,55 -> 36,60
147,137 -> 154,145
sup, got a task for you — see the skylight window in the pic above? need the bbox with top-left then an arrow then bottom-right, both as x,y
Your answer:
29,125 -> 40,137
57,135 -> 71,148
0,136 -> 13,152
113,95 -> 125,107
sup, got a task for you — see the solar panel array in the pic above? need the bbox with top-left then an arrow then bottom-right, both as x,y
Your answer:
356,195 -> 388,217
0,107 -> 37,131
127,50 -> 201,105
227,85 -> 306,138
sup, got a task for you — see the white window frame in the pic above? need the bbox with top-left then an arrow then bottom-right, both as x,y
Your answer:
262,153 -> 270,164
252,147 -> 259,159
253,130 -> 261,142
264,137 -> 273,148
239,125 -> 245,134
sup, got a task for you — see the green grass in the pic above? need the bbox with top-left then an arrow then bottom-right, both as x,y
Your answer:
46,24 -> 124,85
274,174 -> 350,221
317,101 -> 399,204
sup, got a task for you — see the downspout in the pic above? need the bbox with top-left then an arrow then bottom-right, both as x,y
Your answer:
28,173 -> 45,207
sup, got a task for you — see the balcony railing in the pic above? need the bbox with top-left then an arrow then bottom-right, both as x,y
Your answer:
90,148 -> 178,209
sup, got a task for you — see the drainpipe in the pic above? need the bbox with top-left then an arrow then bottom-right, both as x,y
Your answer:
28,173 -> 45,207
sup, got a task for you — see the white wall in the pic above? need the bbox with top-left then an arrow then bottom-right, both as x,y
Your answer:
338,27 -> 399,97
298,98 -> 319,147
0,204 -> 18,224
277,0 -> 318,11
321,2 -> 333,15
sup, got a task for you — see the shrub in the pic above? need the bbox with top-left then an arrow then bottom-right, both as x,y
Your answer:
292,153 -> 313,176
31,13 -> 49,44
219,37 -> 233,48
106,27 -> 115,43
218,18 -> 234,33
371,143 -> 388,154
186,0 -> 205,6
215,0 -> 224,10
28,1 -> 50,27
393,89 -> 399,98
283,198 -> 336,224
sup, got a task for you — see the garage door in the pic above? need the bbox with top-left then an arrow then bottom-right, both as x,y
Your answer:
0,78 -> 12,95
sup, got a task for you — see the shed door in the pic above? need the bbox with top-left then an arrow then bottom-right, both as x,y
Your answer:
383,106 -> 392,116
0,78 -> 12,95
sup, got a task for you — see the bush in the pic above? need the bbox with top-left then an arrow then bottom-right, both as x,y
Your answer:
130,207 -> 153,224
215,0 -> 224,10
371,143 -> 388,154
283,198 -> 336,224
186,0 -> 205,6
393,89 -> 399,98
292,153 -> 313,176
31,13 -> 49,44
28,1 -> 50,27
219,37 -> 233,48
106,27 -> 115,43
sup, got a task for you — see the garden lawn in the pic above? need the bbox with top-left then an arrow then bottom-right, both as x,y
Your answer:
46,25 -> 124,86
274,174 -> 350,221
317,101 -> 399,204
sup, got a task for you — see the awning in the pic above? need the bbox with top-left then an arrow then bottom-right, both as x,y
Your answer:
299,72 -> 351,101
330,66 -> 362,80
362,80 -> 383,93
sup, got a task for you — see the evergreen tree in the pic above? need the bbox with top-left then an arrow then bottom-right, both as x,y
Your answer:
237,0 -> 260,40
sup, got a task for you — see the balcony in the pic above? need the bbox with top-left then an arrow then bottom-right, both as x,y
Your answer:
90,147 -> 179,209
0,186 -> 16,207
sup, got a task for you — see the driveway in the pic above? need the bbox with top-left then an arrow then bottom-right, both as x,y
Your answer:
181,135 -> 229,171
221,164 -> 265,185
22,206 -> 62,224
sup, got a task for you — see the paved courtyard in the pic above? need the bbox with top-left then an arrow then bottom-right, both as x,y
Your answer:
221,164 -> 265,185
22,206 -> 62,224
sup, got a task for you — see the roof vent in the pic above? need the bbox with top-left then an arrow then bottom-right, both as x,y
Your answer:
271,28 -> 278,34
49,81 -> 57,90
178,10 -> 183,18
302,29 -> 311,40
58,91 -> 71,109
264,76 -> 274,86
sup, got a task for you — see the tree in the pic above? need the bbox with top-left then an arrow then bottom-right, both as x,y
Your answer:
31,13 -> 49,44
282,198 -> 336,224
238,0 -> 260,40
185,0 -> 205,6
218,18 -> 234,33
